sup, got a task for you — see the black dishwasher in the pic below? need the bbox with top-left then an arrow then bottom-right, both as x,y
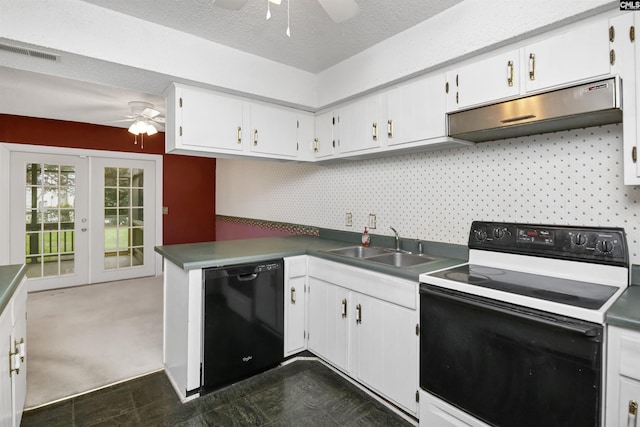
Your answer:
202,259 -> 284,393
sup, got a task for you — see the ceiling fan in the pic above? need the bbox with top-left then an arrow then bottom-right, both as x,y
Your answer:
213,0 -> 359,24
125,101 -> 165,137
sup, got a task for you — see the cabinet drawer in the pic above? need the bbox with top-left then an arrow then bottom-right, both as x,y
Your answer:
620,332 -> 640,380
284,256 -> 307,278
10,280 -> 27,326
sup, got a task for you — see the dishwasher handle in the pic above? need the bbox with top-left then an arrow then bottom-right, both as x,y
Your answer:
236,273 -> 258,282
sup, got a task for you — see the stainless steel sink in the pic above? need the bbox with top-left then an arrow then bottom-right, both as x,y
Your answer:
326,246 -> 389,258
325,246 -> 441,269
366,252 -> 440,268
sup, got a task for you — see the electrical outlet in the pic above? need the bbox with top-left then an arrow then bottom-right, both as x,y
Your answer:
368,214 -> 377,229
345,212 -> 353,227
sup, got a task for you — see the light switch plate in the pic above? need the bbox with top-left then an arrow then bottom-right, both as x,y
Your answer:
345,212 -> 353,227
368,214 -> 377,229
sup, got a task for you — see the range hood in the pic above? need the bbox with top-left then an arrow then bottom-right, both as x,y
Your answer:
448,77 -> 622,143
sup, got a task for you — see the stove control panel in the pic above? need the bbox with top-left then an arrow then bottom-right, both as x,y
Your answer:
468,221 -> 628,267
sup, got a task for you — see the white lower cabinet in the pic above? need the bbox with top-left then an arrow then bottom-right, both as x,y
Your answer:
306,257 -> 419,415
284,256 -> 307,356
0,278 -> 27,427
606,325 -> 640,427
307,277 -> 350,372
419,390 -> 490,427
352,292 -> 418,413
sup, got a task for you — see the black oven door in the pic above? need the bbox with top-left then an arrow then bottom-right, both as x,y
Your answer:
419,283 -> 603,427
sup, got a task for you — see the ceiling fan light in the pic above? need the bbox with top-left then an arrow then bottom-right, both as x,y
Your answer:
128,121 -> 141,135
146,122 -> 158,136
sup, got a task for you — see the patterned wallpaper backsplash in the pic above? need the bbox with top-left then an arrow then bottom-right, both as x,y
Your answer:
216,123 -> 640,264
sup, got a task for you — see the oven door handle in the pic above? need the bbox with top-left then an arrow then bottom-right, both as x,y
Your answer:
420,284 -> 602,339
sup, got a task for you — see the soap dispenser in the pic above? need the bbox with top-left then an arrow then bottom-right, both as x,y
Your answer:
361,227 -> 371,247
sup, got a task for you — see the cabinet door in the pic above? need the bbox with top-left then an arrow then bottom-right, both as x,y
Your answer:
176,85 -> 245,152
307,277 -> 349,373
619,377 -> 640,427
285,276 -> 306,356
0,308 -> 11,427
524,20 -> 609,93
314,110 -> 335,159
610,13 -> 640,185
249,103 -> 298,158
387,74 -> 446,145
448,49 -> 520,111
353,293 -> 418,414
337,94 -> 383,154
10,291 -> 26,427
284,256 -> 307,356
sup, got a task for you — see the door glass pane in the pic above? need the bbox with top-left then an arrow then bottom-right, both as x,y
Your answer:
104,167 -> 144,270
24,163 -> 76,279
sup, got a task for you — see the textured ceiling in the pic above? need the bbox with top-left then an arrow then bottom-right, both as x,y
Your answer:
81,0 -> 463,73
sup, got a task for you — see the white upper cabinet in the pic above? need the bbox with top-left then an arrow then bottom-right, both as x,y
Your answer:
446,49 -> 520,112
337,94 -> 384,154
313,110 -> 336,159
249,102 -> 299,158
165,83 -> 245,154
387,74 -> 447,145
523,20 -> 610,93
610,12 -> 640,185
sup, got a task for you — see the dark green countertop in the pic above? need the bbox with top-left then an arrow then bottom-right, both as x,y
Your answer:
607,285 -> 640,330
0,264 -> 27,315
155,235 -> 467,281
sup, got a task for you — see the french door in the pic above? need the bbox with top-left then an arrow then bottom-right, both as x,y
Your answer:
10,152 -> 156,292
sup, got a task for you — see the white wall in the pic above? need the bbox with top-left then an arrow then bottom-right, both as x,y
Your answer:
317,0 -> 617,106
0,0 -> 616,109
217,124 -> 640,264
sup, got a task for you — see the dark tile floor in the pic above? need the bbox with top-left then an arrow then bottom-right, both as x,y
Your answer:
21,360 -> 414,426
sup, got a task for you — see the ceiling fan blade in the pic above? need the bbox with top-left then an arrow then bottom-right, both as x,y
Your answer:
317,0 -> 359,23
141,107 -> 161,119
213,0 -> 249,10
151,116 -> 166,124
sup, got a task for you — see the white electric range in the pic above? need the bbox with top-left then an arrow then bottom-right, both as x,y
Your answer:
418,221 -> 629,427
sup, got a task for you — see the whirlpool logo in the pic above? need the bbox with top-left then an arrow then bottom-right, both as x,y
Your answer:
242,355 -> 253,362
621,1 -> 640,10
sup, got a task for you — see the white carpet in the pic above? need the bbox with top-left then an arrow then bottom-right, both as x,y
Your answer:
25,276 -> 164,409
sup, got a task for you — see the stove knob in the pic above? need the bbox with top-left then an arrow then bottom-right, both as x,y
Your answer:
475,229 -> 487,241
598,240 -> 614,254
493,228 -> 505,239
573,233 -> 587,246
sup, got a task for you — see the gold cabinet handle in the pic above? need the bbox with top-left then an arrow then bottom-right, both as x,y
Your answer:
356,303 -> 362,324
633,146 -> 638,163
387,119 -> 393,138
341,298 -> 347,318
372,122 -> 378,140
314,138 -> 319,152
290,287 -> 296,304
629,400 -> 638,427
237,126 -> 242,144
15,338 -> 25,363
529,53 -> 536,81
507,60 -> 514,87
253,129 -> 258,146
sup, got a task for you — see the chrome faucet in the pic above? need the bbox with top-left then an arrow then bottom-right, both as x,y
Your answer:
390,227 -> 400,251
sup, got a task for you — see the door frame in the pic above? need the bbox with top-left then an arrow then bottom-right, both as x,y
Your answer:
0,142 -> 163,279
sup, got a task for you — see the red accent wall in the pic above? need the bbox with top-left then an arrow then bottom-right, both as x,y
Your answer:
0,114 -> 216,245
